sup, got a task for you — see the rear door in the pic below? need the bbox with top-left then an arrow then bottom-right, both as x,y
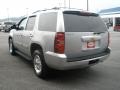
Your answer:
63,11 -> 109,58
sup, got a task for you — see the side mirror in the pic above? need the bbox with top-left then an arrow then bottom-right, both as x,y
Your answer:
10,24 -> 17,29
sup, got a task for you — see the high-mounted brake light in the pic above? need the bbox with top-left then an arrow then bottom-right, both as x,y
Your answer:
54,32 -> 65,54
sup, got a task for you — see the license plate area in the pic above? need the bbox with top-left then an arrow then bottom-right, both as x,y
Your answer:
87,41 -> 95,48
82,39 -> 100,50
81,35 -> 101,50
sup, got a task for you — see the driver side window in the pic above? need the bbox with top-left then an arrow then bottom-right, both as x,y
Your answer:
18,18 -> 27,30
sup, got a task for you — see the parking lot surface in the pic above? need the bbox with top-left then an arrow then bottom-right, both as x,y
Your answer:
0,31 -> 120,90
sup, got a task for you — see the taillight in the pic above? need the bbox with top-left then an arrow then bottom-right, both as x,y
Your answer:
54,32 -> 65,54
108,32 -> 110,46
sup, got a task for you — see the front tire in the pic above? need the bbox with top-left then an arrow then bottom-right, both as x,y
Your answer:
9,38 -> 16,55
33,50 -> 50,78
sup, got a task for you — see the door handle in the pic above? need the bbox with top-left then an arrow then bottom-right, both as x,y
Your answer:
29,34 -> 33,38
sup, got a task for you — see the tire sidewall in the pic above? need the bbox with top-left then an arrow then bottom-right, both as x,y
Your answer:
33,50 -> 50,78
33,50 -> 44,77
9,39 -> 15,55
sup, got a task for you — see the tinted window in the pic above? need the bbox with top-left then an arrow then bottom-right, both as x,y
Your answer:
63,11 -> 107,32
38,12 -> 57,32
26,16 -> 36,30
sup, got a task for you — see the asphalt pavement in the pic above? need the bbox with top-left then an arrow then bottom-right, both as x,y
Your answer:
0,31 -> 120,90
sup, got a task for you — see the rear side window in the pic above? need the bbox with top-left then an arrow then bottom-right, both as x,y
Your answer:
38,12 -> 57,32
63,11 -> 107,32
26,16 -> 36,30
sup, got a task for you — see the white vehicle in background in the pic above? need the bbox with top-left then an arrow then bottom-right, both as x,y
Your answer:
0,22 -> 5,31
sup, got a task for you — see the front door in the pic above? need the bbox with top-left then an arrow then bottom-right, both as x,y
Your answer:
13,17 -> 27,51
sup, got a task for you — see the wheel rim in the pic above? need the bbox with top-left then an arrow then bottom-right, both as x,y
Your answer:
9,40 -> 13,53
34,55 -> 42,74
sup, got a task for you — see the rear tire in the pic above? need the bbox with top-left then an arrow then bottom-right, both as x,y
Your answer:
33,50 -> 50,78
9,38 -> 16,55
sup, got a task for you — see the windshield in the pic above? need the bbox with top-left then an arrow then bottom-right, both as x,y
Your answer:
63,11 -> 107,32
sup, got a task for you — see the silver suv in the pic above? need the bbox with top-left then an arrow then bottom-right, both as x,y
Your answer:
8,8 -> 111,78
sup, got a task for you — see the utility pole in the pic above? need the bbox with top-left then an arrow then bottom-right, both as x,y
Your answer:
87,0 -> 89,11
64,0 -> 66,8
26,8 -> 28,16
69,0 -> 70,8
7,8 -> 9,22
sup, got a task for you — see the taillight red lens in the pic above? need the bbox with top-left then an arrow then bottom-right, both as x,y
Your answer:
54,32 -> 65,54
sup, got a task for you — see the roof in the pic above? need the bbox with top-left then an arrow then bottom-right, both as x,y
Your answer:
99,7 -> 120,15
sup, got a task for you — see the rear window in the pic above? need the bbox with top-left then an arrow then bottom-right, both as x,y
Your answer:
63,11 -> 107,32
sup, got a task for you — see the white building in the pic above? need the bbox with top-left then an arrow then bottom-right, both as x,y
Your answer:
99,7 -> 120,31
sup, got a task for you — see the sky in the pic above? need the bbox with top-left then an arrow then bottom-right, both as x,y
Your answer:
0,0 -> 120,19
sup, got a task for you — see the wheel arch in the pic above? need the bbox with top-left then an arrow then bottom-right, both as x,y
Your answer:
30,43 -> 44,57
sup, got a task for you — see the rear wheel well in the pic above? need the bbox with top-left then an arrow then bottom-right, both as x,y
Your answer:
30,43 -> 43,57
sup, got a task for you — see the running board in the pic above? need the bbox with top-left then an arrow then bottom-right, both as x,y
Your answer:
15,50 -> 32,61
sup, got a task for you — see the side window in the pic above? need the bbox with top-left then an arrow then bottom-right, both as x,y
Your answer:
38,12 -> 57,32
19,18 -> 27,30
26,16 -> 36,30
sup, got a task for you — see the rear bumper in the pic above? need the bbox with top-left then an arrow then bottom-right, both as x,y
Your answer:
44,48 -> 111,70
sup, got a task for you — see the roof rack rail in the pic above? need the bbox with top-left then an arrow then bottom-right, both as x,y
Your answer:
32,7 -> 84,14
32,10 -> 41,14
32,7 -> 60,14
